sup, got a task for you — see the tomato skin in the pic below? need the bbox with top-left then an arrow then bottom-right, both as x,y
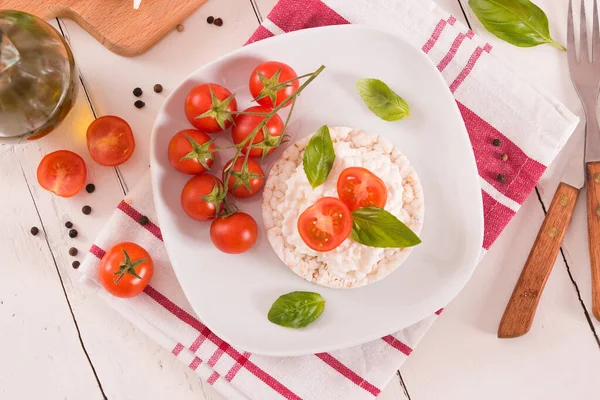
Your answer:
223,157 -> 265,198
168,129 -> 216,175
249,61 -> 299,108
37,150 -> 87,198
210,212 -> 258,254
232,106 -> 284,158
184,83 -> 237,133
86,115 -> 135,166
180,174 -> 226,221
98,242 -> 153,298
337,167 -> 388,211
297,197 -> 353,252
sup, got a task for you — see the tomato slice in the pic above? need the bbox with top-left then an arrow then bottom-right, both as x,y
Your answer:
297,197 -> 353,252
86,115 -> 135,166
37,150 -> 87,198
337,167 -> 387,211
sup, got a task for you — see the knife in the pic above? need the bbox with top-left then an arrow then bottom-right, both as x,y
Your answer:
497,147 -> 582,338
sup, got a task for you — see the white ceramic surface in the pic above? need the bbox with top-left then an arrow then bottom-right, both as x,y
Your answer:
150,24 -> 484,356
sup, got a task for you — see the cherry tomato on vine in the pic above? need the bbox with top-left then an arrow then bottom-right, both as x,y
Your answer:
249,61 -> 299,108
86,115 -> 135,166
232,105 -> 284,158
37,150 -> 87,198
337,167 -> 388,211
223,157 -> 265,198
210,212 -> 258,254
98,242 -> 153,298
168,129 -> 216,175
180,174 -> 226,221
297,197 -> 353,252
184,83 -> 237,133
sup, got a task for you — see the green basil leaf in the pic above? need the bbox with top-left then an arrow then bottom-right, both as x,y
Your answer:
268,291 -> 326,328
356,78 -> 410,122
303,125 -> 335,188
468,0 -> 565,50
351,206 -> 421,248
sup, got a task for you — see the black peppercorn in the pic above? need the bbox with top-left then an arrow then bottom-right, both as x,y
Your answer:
214,18 -> 223,27
207,16 -> 214,24
153,84 -> 163,93
72,261 -> 80,269
65,221 -> 73,229
69,247 -> 78,256
86,183 -> 95,193
496,173 -> 506,183
133,87 -> 142,97
139,215 -> 150,225
492,138 -> 501,147
69,229 -> 78,238
82,205 -> 92,215
30,226 -> 39,236
134,100 -> 145,109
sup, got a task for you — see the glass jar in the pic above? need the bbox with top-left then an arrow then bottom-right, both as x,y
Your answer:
0,10 -> 78,144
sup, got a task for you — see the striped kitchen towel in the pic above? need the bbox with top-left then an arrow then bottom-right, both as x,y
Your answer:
80,0 -> 578,399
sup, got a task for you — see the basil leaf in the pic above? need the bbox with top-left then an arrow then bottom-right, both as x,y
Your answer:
356,78 -> 410,122
268,291 -> 325,328
303,125 -> 335,188
468,0 -> 565,50
351,206 -> 421,248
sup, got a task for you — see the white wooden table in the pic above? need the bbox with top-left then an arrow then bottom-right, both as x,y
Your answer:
2,1 -> 599,399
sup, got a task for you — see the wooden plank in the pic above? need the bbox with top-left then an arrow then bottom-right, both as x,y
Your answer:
0,144 -> 103,399
7,2 -> 262,399
3,0 -> 208,56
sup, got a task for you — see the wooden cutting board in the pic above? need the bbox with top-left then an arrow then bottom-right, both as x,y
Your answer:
4,0 -> 208,56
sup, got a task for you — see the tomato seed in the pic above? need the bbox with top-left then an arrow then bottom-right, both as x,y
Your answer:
82,205 -> 92,215
207,16 -> 214,24
134,100 -> 145,109
496,173 -> 506,183
214,18 -> 223,27
133,87 -> 142,97
30,226 -> 39,236
69,247 -> 78,256
69,229 -> 78,238
65,221 -> 73,229
139,215 -> 150,225
86,183 -> 95,193
72,261 -> 80,269
492,138 -> 501,147
153,84 -> 163,93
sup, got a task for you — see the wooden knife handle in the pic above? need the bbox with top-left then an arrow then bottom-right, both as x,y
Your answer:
498,182 -> 579,338
587,161 -> 600,320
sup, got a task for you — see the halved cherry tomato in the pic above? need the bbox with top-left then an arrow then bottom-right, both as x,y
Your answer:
86,116 -> 135,166
98,242 -> 153,298
297,197 -> 353,252
36,150 -> 87,198
180,174 -> 226,221
223,157 -> 265,198
168,129 -> 216,175
337,167 -> 388,211
210,212 -> 258,254
232,106 -> 284,158
249,61 -> 299,108
184,83 -> 237,133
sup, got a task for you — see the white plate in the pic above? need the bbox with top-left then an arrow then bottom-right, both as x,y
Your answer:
150,25 -> 484,356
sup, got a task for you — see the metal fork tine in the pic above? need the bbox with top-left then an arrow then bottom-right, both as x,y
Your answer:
594,0 -> 600,61
568,0 -> 578,65
582,0 -> 590,63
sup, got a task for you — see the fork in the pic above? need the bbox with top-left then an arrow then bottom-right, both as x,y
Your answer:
568,0 -> 600,321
